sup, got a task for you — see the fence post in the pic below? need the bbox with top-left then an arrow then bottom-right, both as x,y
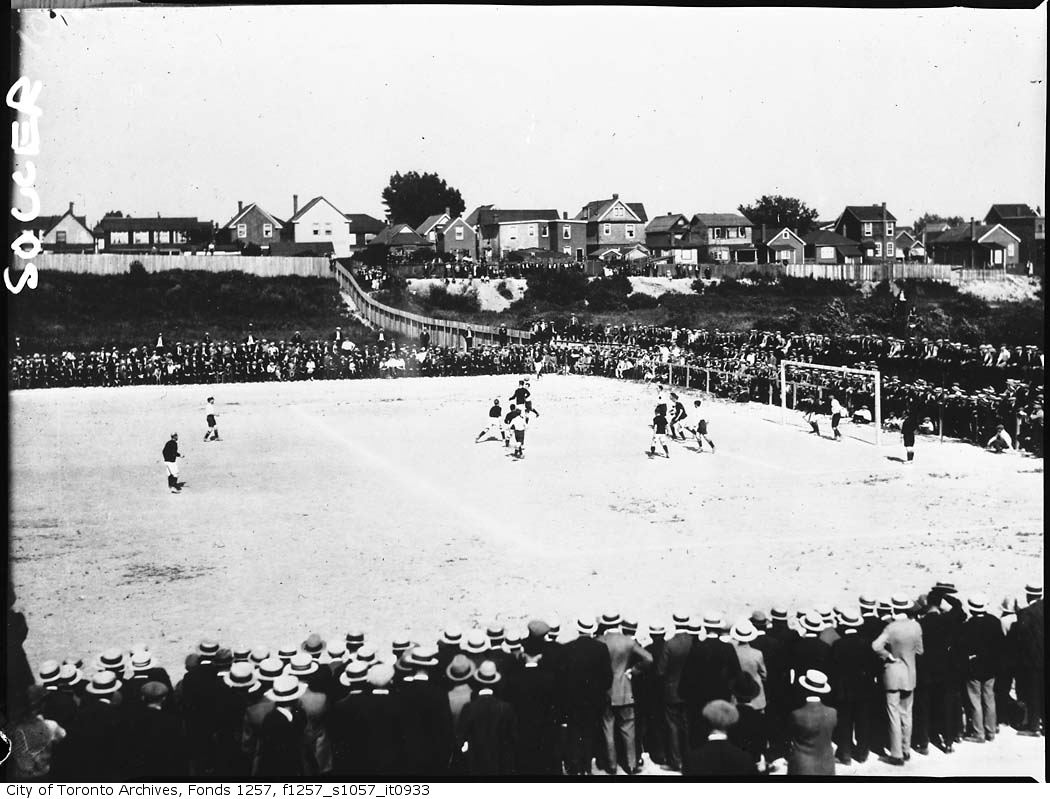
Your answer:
705,368 -> 710,394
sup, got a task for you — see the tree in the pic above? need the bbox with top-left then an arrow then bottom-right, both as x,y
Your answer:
912,212 -> 964,232
381,171 -> 465,229
103,210 -> 124,218
738,195 -> 819,236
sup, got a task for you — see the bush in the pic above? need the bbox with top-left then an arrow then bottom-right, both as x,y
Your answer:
496,280 -> 514,301
521,270 -> 588,307
127,260 -> 148,287
423,284 -> 481,313
778,275 -> 858,297
626,292 -> 661,310
584,274 -> 632,312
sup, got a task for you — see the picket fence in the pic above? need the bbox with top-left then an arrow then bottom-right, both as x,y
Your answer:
32,252 -> 331,278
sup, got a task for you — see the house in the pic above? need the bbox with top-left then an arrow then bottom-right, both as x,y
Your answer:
833,204 -> 897,262
345,213 -> 385,247
574,194 -> 649,259
917,220 -> 952,250
94,214 -> 214,254
473,208 -> 586,261
688,213 -> 757,263
16,201 -> 95,252
370,223 -> 430,258
983,204 -> 1044,268
894,229 -> 926,262
803,230 -> 863,265
754,225 -> 805,265
416,210 -> 452,245
929,220 -> 1021,268
645,214 -> 698,266
285,195 -> 352,257
221,201 -> 286,249
436,216 -> 477,258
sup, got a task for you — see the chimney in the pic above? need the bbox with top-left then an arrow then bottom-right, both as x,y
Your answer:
293,194 -> 299,215
970,217 -> 976,239
563,212 -> 567,220
157,211 -> 161,219
69,201 -> 74,214
444,206 -> 450,217
238,200 -> 243,213
612,193 -> 619,200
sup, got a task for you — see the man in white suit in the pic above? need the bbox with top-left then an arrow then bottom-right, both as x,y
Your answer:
872,593 -> 924,766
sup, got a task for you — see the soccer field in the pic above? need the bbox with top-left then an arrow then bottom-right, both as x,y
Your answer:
10,373 -> 1043,683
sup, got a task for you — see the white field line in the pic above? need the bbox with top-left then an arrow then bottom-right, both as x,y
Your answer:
289,405 -> 544,556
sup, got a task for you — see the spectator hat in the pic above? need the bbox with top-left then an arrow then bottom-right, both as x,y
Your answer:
858,594 -> 878,611
462,630 -> 489,654
232,646 -> 252,662
815,604 -> 835,623
672,611 -> 691,629
440,625 -> 463,646
301,634 -> 326,658
214,648 -> 233,667
141,681 -> 169,704
600,611 -> 622,629
576,616 -> 598,635
58,663 -> 84,688
967,594 -> 989,613
502,630 -> 524,653
701,700 -> 740,732
474,660 -> 501,686
266,674 -> 306,704
197,639 -> 220,659
801,612 -> 825,633
1025,582 -> 1043,598
621,617 -> 639,635
933,580 -> 958,594
86,670 -> 122,695
485,624 -> 505,646
184,653 -> 201,672
95,648 -> 128,673
770,606 -> 789,622
345,630 -> 366,648
39,659 -> 62,685
130,651 -> 155,673
257,658 -> 285,684
798,669 -> 831,695
1001,596 -> 1020,614
545,616 -> 561,639
730,620 -> 759,643
749,610 -> 769,628
366,663 -> 396,689
249,646 -> 270,664
890,594 -> 914,613
276,643 -> 298,663
526,620 -> 551,640
223,662 -> 260,691
339,660 -> 369,687
407,645 -> 439,669
286,652 -> 319,678
353,644 -> 378,665
649,622 -> 666,638
446,655 -> 476,684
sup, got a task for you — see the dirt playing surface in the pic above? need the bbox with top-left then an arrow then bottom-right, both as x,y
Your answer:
9,374 -> 1044,778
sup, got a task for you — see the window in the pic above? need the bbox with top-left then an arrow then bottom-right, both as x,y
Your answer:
55,230 -> 67,244
562,226 -> 571,240
262,223 -> 273,239
626,225 -> 635,239
157,230 -> 171,244
727,228 -> 736,239
819,246 -> 835,260
455,226 -> 464,241
428,231 -> 436,242
781,231 -> 789,239
174,231 -> 187,243
236,223 -> 247,239
863,222 -> 873,237
540,224 -> 549,238
993,249 -> 1004,265
312,224 -> 320,236
740,227 -> 748,238
874,242 -> 882,257
713,228 -> 722,239
885,222 -> 894,236
508,225 -> 518,240
563,246 -> 571,255
111,231 -> 129,244
603,224 -> 612,237
133,230 -> 149,244
612,205 -> 625,218
324,224 -> 332,236
528,224 -> 537,237
1007,243 -> 1015,257
886,242 -> 895,257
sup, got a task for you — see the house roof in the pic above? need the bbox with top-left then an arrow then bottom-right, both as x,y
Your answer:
986,203 -> 1037,220
575,198 -> 648,223
646,214 -> 688,234
287,196 -> 345,224
94,216 -> 209,233
842,205 -> 898,222
22,210 -> 92,237
372,223 -> 429,248
895,230 -> 917,245
416,213 -> 450,236
933,223 -> 1021,244
439,216 -> 476,234
344,213 -> 385,233
464,205 -> 492,227
476,209 -> 561,225
223,203 -> 284,230
691,213 -> 753,227
265,240 -> 335,257
922,221 -> 952,233
804,230 -> 863,256
763,227 -> 805,247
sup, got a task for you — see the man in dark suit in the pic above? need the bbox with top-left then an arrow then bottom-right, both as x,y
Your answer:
828,606 -> 876,765
37,660 -> 79,732
683,700 -> 757,776
759,606 -> 795,763
457,661 -> 517,776
655,612 -> 695,771
65,671 -> 128,779
340,663 -> 404,775
559,616 -> 612,775
397,646 -> 454,776
789,612 -> 833,693
213,662 -> 262,776
639,623 -> 667,767
255,675 -> 307,777
125,682 -> 187,778
680,612 -> 742,744
959,594 -> 1004,743
597,611 -> 653,775
506,631 -> 561,774
787,670 -> 838,775
1014,583 -> 1044,736
326,661 -> 370,775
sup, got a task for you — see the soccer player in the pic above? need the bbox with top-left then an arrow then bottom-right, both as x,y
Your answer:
204,396 -> 220,441
802,399 -> 821,436
523,379 -> 539,419
901,410 -> 918,464
503,403 -> 520,448
655,384 -> 668,420
509,410 -> 529,458
475,398 -> 506,444
986,424 -> 1013,453
650,409 -> 671,459
669,392 -> 688,440
829,395 -> 846,441
533,352 -> 544,380
162,433 -> 184,494
688,399 -> 717,453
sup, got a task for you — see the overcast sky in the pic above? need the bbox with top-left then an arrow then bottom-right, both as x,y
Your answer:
15,4 -> 1047,228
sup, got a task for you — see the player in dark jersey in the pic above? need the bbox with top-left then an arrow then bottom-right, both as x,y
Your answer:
669,392 -> 688,440
510,379 -> 539,421
475,398 -> 506,444
687,399 -> 716,453
901,409 -> 918,464
649,409 -> 670,458
502,403 -> 521,448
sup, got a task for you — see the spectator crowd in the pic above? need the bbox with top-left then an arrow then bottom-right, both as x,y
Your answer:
4,581 -> 1043,780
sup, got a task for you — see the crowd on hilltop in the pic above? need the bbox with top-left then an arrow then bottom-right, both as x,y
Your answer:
4,581 -> 1043,780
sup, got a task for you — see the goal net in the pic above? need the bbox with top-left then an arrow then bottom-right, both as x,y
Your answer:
779,360 -> 882,446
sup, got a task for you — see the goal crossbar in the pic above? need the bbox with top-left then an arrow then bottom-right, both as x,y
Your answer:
779,359 -> 882,446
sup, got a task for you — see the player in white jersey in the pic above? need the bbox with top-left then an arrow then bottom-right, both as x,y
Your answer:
204,396 -> 220,441
686,399 -> 716,453
829,395 -> 846,441
509,410 -> 529,458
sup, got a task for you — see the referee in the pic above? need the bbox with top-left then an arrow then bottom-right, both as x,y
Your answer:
163,433 -> 184,493
902,410 -> 918,464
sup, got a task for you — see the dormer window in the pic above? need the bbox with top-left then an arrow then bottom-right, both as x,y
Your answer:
612,205 -> 625,218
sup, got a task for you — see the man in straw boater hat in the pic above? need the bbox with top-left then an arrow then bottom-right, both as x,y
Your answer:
398,645 -> 454,776
560,615 -> 613,775
655,611 -> 696,772
787,611 -> 831,690
327,661 -> 370,774
1014,581 -> 1044,737
285,652 -> 331,776
787,670 -> 837,776
682,699 -> 756,776
37,660 -> 79,732
508,623 -> 562,776
959,592 -> 1004,744
256,674 -> 307,777
68,670 -> 126,779
456,661 -> 517,776
871,593 -> 924,766
242,657 -> 285,774
827,606 -> 876,766
680,611 -> 742,743
596,610 -> 652,775
212,661 -> 262,777
729,619 -> 767,712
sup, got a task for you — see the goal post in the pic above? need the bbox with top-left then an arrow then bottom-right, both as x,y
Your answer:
779,359 -> 882,446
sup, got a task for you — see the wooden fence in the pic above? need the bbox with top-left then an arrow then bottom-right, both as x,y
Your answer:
33,252 -> 332,278
333,262 -> 532,349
